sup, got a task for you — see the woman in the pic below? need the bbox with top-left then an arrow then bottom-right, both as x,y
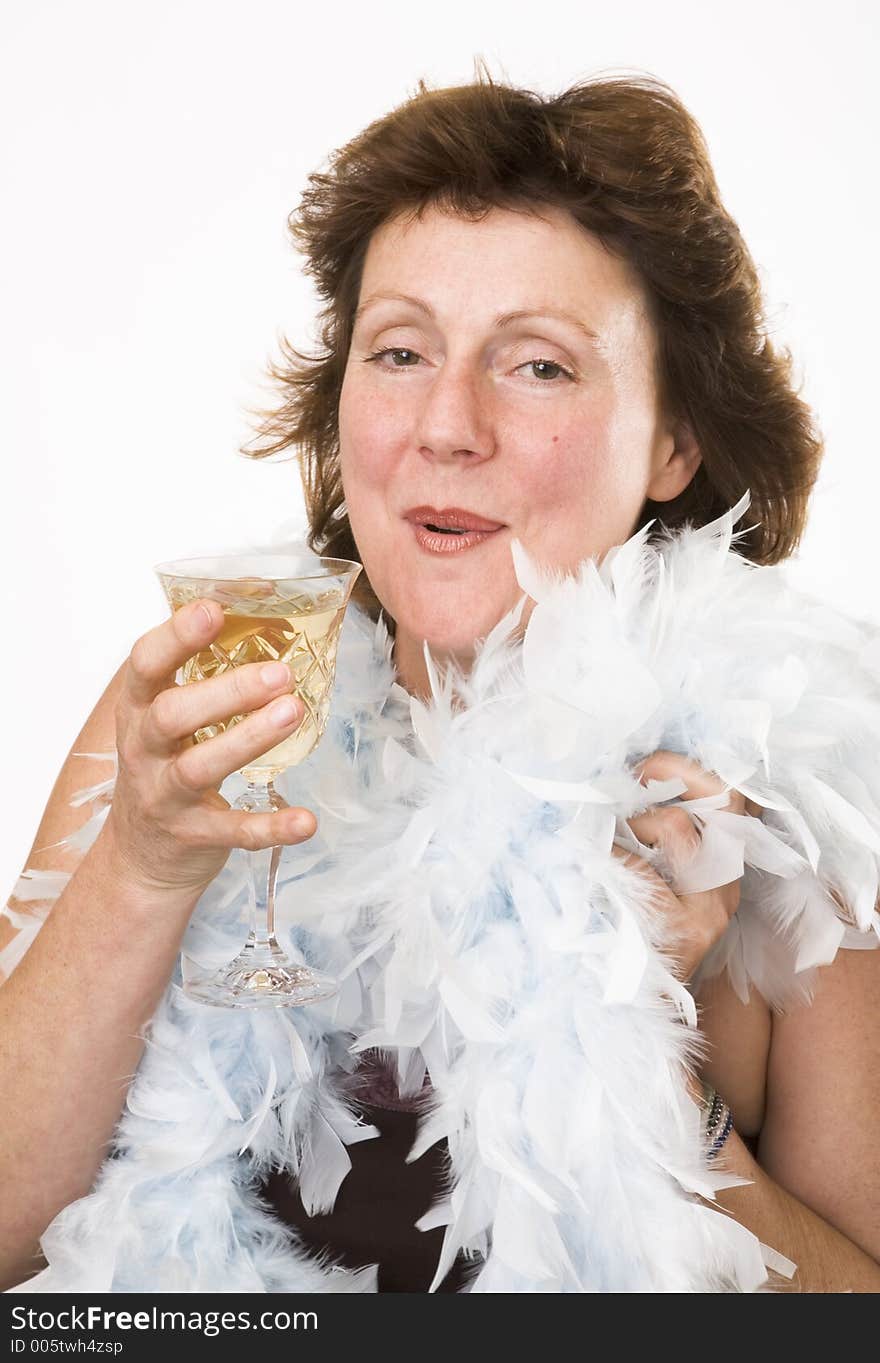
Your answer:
1,68 -> 878,1294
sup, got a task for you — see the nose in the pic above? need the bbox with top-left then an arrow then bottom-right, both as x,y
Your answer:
413,360 -> 497,464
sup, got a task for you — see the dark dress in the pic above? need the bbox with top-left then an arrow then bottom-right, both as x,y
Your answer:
258,1050 -> 476,1292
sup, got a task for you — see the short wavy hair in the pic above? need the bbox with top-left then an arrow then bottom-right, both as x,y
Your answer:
241,62 -> 824,626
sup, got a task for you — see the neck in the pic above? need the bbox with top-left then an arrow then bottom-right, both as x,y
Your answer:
388,599 -> 535,701
391,628 -> 476,702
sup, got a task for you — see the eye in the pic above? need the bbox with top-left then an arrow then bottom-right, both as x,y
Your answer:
363,347 -> 421,371
363,348 -> 576,384
516,358 -> 576,384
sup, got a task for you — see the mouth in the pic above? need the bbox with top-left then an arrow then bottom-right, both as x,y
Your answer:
402,505 -> 508,556
403,506 -> 507,534
407,521 -> 506,555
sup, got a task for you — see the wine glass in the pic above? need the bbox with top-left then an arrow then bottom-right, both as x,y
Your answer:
154,551 -> 363,1009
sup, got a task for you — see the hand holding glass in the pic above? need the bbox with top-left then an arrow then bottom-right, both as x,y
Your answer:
154,553 -> 362,1009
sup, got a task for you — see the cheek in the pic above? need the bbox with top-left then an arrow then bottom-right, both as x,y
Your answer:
516,413 -> 644,561
520,411 -> 620,509
339,375 -> 400,489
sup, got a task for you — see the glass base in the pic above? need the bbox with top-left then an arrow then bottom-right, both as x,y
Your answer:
184,948 -> 339,1010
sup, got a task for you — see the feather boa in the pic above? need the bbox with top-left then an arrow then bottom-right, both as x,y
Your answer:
5,492 -> 880,1293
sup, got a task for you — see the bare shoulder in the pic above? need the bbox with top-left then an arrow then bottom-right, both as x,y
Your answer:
693,967 -> 772,1139
1,659 -> 128,950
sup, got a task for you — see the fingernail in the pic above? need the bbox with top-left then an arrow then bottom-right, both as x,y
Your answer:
260,661 -> 291,688
195,602 -> 215,628
270,695 -> 299,726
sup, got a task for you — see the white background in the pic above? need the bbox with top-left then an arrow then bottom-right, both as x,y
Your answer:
2,0 -> 877,899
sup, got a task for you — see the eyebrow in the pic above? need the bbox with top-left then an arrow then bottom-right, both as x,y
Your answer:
353,291 -> 602,345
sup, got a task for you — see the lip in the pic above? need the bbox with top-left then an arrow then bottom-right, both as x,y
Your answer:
403,506 -> 506,532
408,522 -> 505,556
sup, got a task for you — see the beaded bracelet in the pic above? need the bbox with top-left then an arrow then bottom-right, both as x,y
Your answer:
700,1080 -> 734,1161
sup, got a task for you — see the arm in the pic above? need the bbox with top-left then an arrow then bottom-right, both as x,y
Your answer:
710,1136 -> 880,1293
624,750 -> 880,1291
0,669 -> 202,1291
688,942 -> 880,1293
1,600 -> 313,1292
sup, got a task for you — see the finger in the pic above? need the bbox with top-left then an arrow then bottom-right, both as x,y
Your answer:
610,842 -> 643,870
179,802 -> 318,852
169,693 -> 306,795
626,806 -> 702,873
145,659 -> 296,754
609,842 -> 675,896
636,749 -> 745,813
126,601 -> 223,709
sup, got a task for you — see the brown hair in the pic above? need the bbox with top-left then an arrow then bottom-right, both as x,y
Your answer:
241,62 -> 824,626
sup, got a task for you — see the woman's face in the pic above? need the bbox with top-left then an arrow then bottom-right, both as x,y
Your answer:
338,202 -> 700,696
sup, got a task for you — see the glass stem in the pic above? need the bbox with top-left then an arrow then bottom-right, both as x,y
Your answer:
235,776 -> 288,962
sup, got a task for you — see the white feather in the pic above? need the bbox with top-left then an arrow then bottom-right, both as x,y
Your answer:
7,496 -> 880,1294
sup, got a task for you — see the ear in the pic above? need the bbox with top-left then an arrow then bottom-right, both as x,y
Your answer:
645,418 -> 702,503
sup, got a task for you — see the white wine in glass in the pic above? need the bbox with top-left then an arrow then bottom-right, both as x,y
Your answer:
154,552 -> 363,1009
